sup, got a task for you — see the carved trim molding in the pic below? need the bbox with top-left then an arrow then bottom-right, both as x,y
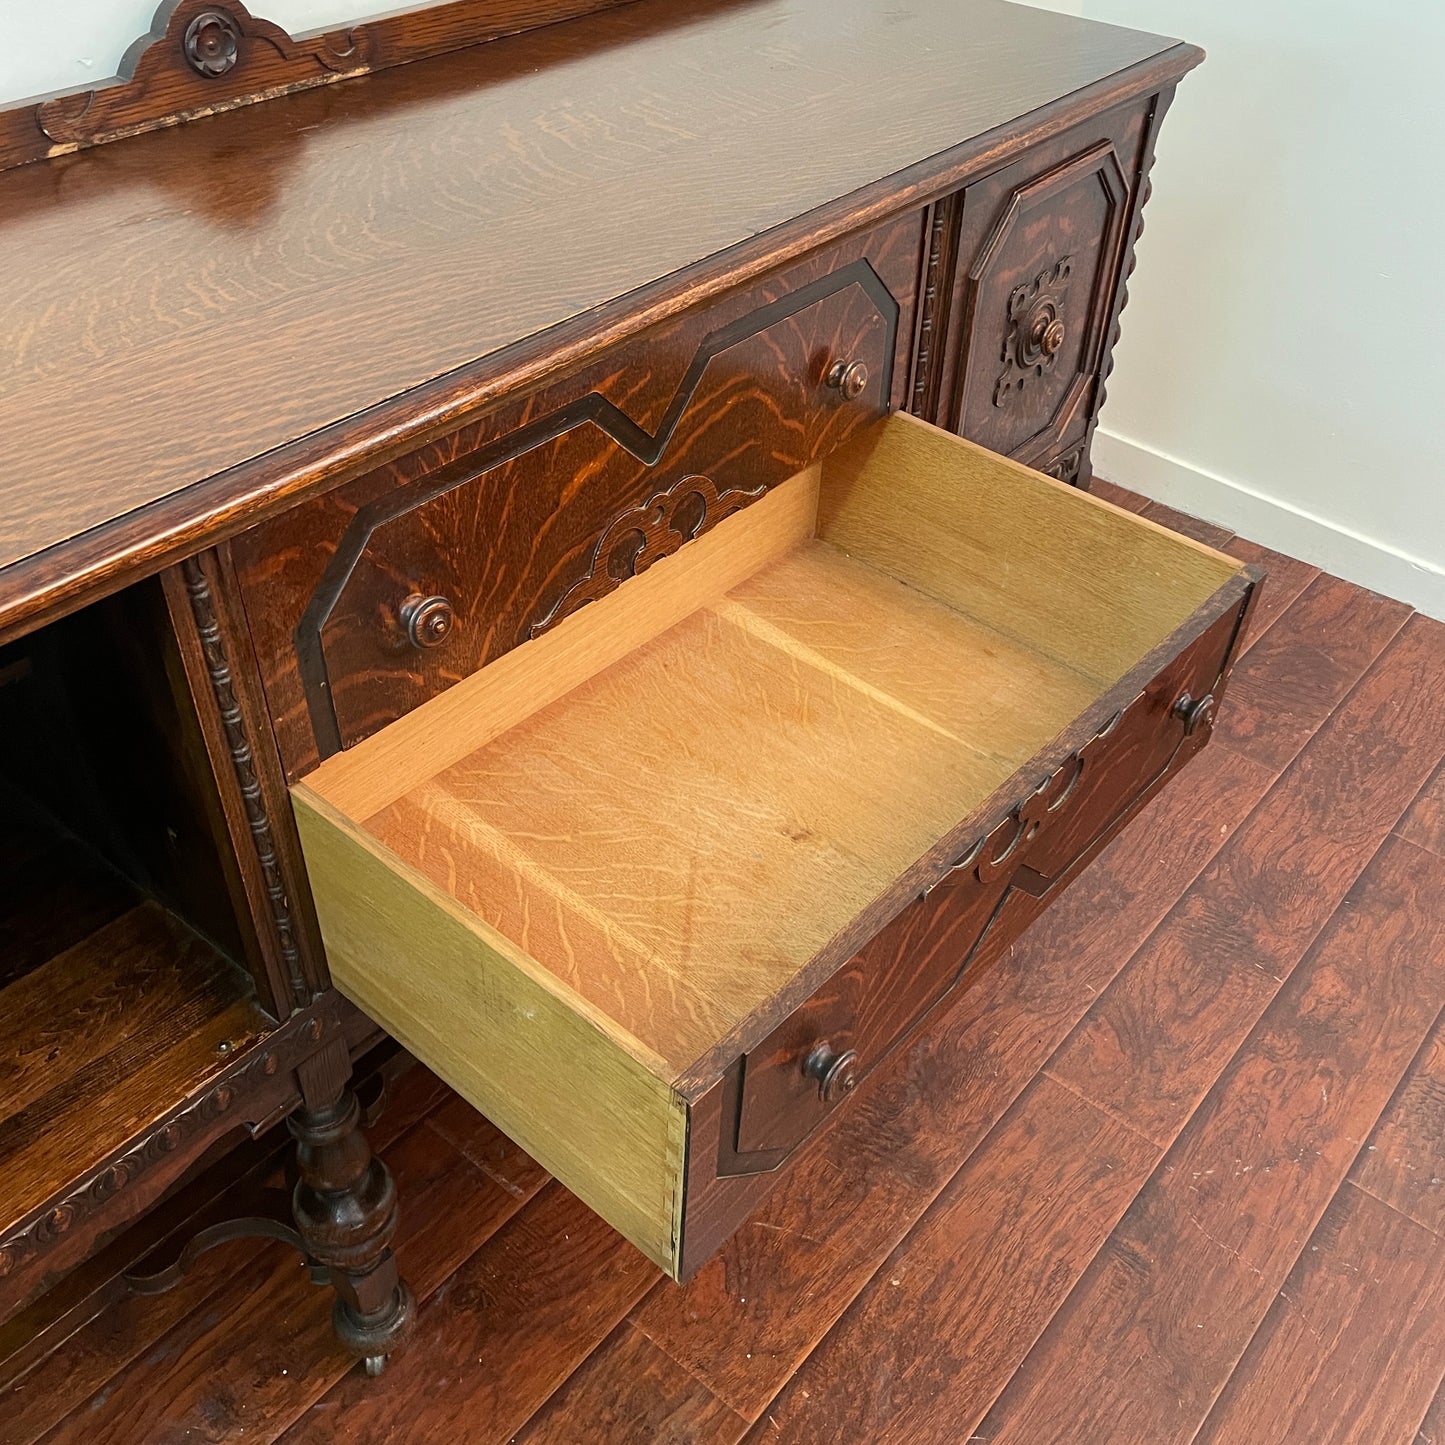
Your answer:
0,0 -> 640,173
0,998 -> 340,1298
182,555 -> 310,1010
908,194 -> 958,418
993,256 -> 1072,409
529,475 -> 766,638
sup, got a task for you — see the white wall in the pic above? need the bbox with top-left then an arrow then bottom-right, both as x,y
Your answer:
7,2 -> 1440,616
1060,0 -> 1445,618
0,0 -> 360,101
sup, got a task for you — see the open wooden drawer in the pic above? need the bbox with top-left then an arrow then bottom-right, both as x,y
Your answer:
291,413 -> 1259,1279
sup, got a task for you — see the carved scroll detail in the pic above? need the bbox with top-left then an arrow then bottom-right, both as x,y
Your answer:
528,475 -> 767,638
181,556 -> 309,1009
909,197 -> 955,416
993,256 -> 1072,409
1042,442 -> 1087,488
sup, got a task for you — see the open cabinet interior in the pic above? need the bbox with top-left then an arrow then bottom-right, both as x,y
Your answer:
0,579 -> 273,1285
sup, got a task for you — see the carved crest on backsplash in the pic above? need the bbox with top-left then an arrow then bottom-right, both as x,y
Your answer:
529,475 -> 767,638
993,256 -> 1073,409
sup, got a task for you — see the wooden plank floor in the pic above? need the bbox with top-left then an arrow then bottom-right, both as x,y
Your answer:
7,490 -> 1444,1445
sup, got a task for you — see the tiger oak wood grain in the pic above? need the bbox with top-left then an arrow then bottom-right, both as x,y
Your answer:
232,218 -> 920,777
1194,1182 -> 1445,1445
0,0 -> 1197,644
1048,613 -> 1445,1144
736,1076 -> 1159,1444
631,746 -> 1274,1421
975,834 -> 1445,1445
1213,572 -> 1410,770
1349,1019 -> 1445,1237
0,0 -> 643,172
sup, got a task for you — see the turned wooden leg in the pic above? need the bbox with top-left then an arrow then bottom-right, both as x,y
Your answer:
290,1039 -> 414,1374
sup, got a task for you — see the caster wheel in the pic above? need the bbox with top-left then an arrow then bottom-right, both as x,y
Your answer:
364,1354 -> 387,1378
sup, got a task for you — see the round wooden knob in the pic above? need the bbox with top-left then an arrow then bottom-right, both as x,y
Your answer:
1172,691 -> 1216,738
803,1042 -> 860,1104
1041,318 -> 1067,356
826,359 -> 870,402
400,594 -> 455,650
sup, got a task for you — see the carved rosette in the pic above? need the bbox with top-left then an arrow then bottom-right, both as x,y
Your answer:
993,256 -> 1073,409
529,475 -> 767,637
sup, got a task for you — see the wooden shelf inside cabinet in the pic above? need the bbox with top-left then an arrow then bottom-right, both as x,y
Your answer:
292,412 -> 1255,1278
0,791 -> 272,1297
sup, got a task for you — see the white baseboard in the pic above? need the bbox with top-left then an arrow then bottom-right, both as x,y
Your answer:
1093,430 -> 1445,623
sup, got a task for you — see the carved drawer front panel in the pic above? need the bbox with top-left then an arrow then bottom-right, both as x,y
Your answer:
725,598 -> 1245,1171
290,413 -> 1259,1282
922,103 -> 1152,476
231,213 -> 924,781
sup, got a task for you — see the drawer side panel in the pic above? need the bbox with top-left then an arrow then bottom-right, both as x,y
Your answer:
291,786 -> 687,1276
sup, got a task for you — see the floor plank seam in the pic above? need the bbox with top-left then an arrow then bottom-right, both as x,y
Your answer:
1038,1066 -> 1164,1150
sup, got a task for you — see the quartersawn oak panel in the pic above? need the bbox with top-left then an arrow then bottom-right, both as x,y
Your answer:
0,0 -> 1190,611
295,413 -> 1251,1280
233,214 -> 922,779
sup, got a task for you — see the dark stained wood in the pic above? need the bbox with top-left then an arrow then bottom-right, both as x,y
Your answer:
716,599 -> 1246,1181
162,548 -> 330,1009
1420,1381 -> 1445,1445
0,0 -> 642,173
1087,476 -> 1151,512
1048,613 -> 1445,1145
634,742 -> 1275,1420
229,215 -> 922,775
279,1182 -> 658,1443
938,106 -> 1145,470
1224,535 -> 1321,650
0,0 -> 1200,645
1349,1018 -> 1445,1237
1194,1182 -> 1445,1445
0,906 -> 267,1261
1214,572 -> 1410,770
513,1320 -> 746,1444
34,1104 -> 534,1442
0,1055 -> 441,1442
1397,760 -> 1445,858
736,1075 -> 1159,1443
20,542 -> 1445,1445
1138,497 -> 1235,549
975,833 -> 1445,1444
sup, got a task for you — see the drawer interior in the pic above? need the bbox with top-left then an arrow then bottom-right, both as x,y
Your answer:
292,412 -> 1247,1274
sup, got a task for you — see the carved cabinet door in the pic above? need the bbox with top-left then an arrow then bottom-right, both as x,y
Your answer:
923,100 -> 1157,487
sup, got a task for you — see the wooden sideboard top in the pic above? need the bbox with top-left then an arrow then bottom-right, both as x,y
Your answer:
0,0 -> 1197,642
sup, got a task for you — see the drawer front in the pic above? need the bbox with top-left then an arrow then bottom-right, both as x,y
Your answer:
921,102 -> 1153,477
722,596 -> 1249,1171
233,213 -> 925,780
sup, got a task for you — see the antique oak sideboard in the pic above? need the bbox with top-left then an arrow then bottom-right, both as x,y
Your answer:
0,0 -> 1251,1383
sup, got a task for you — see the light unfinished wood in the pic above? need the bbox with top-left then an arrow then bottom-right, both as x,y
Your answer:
307,465 -> 822,821
291,785 -> 689,1274
817,412 -> 1240,685
295,413 -> 1248,1278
